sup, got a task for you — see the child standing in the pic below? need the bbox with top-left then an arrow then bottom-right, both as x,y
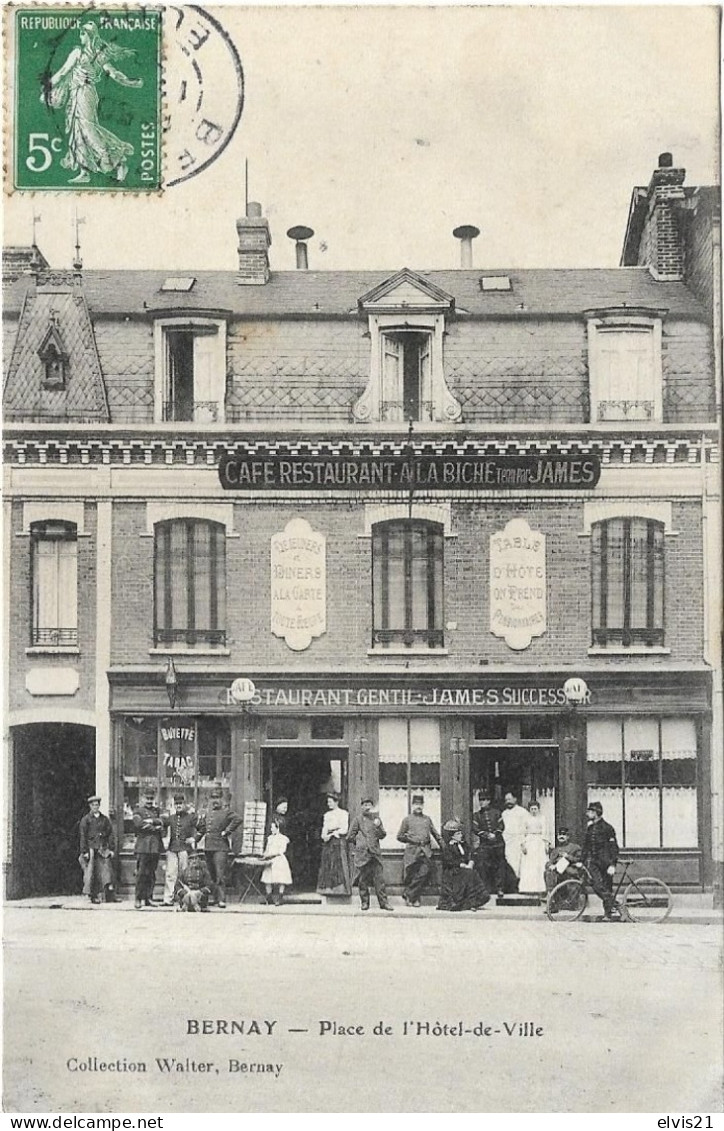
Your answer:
261,819 -> 292,906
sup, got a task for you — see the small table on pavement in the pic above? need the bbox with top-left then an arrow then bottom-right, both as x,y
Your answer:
233,855 -> 266,904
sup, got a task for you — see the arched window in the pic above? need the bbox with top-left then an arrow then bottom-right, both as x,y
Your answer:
154,519 -> 226,647
372,519 -> 444,649
30,520 -> 78,646
591,518 -> 664,647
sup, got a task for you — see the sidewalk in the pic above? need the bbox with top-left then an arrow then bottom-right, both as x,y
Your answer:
6,890 -> 723,924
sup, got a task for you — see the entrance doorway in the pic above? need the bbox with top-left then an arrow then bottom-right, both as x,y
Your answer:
11,723 -> 96,898
470,745 -> 558,832
262,746 -> 347,890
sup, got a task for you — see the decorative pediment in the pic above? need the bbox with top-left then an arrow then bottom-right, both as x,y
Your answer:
358,268 -> 455,313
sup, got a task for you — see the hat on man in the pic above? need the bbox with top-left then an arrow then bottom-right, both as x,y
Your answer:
412,794 -> 424,805
87,794 -> 101,804
210,787 -> 223,798
173,792 -> 185,802
144,787 -> 156,798
361,797 -> 374,805
587,801 -> 603,816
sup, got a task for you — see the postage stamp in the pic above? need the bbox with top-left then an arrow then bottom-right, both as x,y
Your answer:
11,6 -> 162,191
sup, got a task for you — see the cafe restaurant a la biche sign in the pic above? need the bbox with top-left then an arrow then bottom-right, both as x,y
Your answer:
218,448 -> 601,492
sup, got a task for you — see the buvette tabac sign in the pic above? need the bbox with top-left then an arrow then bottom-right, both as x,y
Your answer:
218,450 -> 601,491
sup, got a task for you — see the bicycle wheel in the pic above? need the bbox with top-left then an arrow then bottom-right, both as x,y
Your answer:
622,876 -> 673,923
546,879 -> 588,922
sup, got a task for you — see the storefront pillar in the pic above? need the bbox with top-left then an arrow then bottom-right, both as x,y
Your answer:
348,716 -> 377,816
557,712 -> 586,842
439,716 -> 470,831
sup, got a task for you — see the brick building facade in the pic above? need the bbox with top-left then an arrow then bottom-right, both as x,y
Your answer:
3,154 -> 721,902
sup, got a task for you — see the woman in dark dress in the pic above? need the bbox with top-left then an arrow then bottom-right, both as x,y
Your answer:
437,822 -> 490,911
316,792 -> 351,895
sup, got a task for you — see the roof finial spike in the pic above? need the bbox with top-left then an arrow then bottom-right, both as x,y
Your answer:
32,212 -> 42,246
73,209 -> 85,271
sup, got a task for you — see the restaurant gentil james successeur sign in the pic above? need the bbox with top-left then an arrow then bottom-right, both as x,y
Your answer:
218,449 -> 602,491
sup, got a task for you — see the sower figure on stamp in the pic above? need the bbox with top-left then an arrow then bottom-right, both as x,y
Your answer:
79,795 -> 120,904
583,802 -> 621,920
132,787 -> 164,909
397,794 -> 442,907
203,788 -> 242,909
162,793 -> 202,907
41,21 -> 143,185
472,791 -> 506,898
348,799 -> 393,911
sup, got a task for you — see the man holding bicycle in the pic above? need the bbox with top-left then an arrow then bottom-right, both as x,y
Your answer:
583,802 -> 621,921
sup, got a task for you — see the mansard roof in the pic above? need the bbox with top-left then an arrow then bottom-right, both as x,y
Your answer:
4,274 -> 109,422
2,266 -> 708,321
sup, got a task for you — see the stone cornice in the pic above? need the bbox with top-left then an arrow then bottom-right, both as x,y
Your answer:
2,426 -> 719,468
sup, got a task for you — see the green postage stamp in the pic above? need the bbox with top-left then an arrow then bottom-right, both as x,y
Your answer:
11,7 -> 162,191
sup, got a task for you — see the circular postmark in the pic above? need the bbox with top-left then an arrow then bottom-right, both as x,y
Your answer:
164,5 -> 244,188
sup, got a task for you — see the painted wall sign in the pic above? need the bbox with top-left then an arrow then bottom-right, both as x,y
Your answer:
490,518 -> 547,650
25,667 -> 79,696
219,450 -> 601,491
160,717 -> 196,784
219,684 -> 583,709
271,517 -> 326,651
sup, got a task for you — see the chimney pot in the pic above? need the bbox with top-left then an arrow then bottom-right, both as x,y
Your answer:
287,225 -> 315,270
246,200 -> 263,218
452,224 -> 480,269
658,152 -> 673,168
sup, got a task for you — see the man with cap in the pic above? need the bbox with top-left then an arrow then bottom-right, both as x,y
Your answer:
203,788 -> 242,908
583,801 -> 620,920
544,826 -> 583,893
348,798 -> 393,911
471,791 -> 506,898
132,788 -> 165,909
396,794 -> 442,907
161,792 -> 202,907
79,795 -> 120,904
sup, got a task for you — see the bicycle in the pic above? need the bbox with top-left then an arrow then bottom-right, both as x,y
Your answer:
545,859 -> 673,923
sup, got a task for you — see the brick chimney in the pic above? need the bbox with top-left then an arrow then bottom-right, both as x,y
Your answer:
621,153 -> 687,280
236,201 -> 271,285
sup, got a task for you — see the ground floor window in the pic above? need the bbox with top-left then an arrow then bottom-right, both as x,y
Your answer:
120,715 -> 230,849
377,717 -> 441,845
586,716 -> 697,848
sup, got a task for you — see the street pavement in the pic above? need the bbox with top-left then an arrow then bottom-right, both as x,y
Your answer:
3,900 -> 723,1114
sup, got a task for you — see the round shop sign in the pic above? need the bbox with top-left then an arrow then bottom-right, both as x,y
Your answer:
230,677 -> 256,703
563,677 -> 589,704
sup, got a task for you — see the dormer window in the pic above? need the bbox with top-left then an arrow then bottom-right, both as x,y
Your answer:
153,316 -> 227,423
353,268 -> 462,424
586,308 -> 664,423
38,322 -> 69,389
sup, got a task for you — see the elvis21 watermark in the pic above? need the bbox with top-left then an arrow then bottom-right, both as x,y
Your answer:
12,7 -> 162,191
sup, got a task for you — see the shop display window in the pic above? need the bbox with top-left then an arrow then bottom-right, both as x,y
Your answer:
120,715 -> 231,850
377,718 -> 441,847
586,716 -> 697,848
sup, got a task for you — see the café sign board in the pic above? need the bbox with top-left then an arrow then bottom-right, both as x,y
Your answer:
490,518 -> 546,650
271,517 -> 326,651
219,448 -> 601,491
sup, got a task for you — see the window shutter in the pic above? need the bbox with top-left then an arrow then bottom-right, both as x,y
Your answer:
382,336 -> 403,421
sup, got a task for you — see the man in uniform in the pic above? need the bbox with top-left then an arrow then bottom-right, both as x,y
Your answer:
583,801 -> 620,920
472,791 -> 506,898
396,794 -> 442,907
132,787 -> 164,909
79,795 -> 120,904
544,826 -> 583,892
203,788 -> 242,909
348,798 -> 393,911
162,792 -> 202,907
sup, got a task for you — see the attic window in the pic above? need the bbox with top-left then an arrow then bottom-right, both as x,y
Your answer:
161,277 -> 196,293
37,322 -> 69,389
479,276 -> 511,291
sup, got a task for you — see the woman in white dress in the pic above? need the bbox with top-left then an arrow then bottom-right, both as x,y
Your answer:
316,792 -> 351,895
261,820 -> 292,906
518,801 -> 550,896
